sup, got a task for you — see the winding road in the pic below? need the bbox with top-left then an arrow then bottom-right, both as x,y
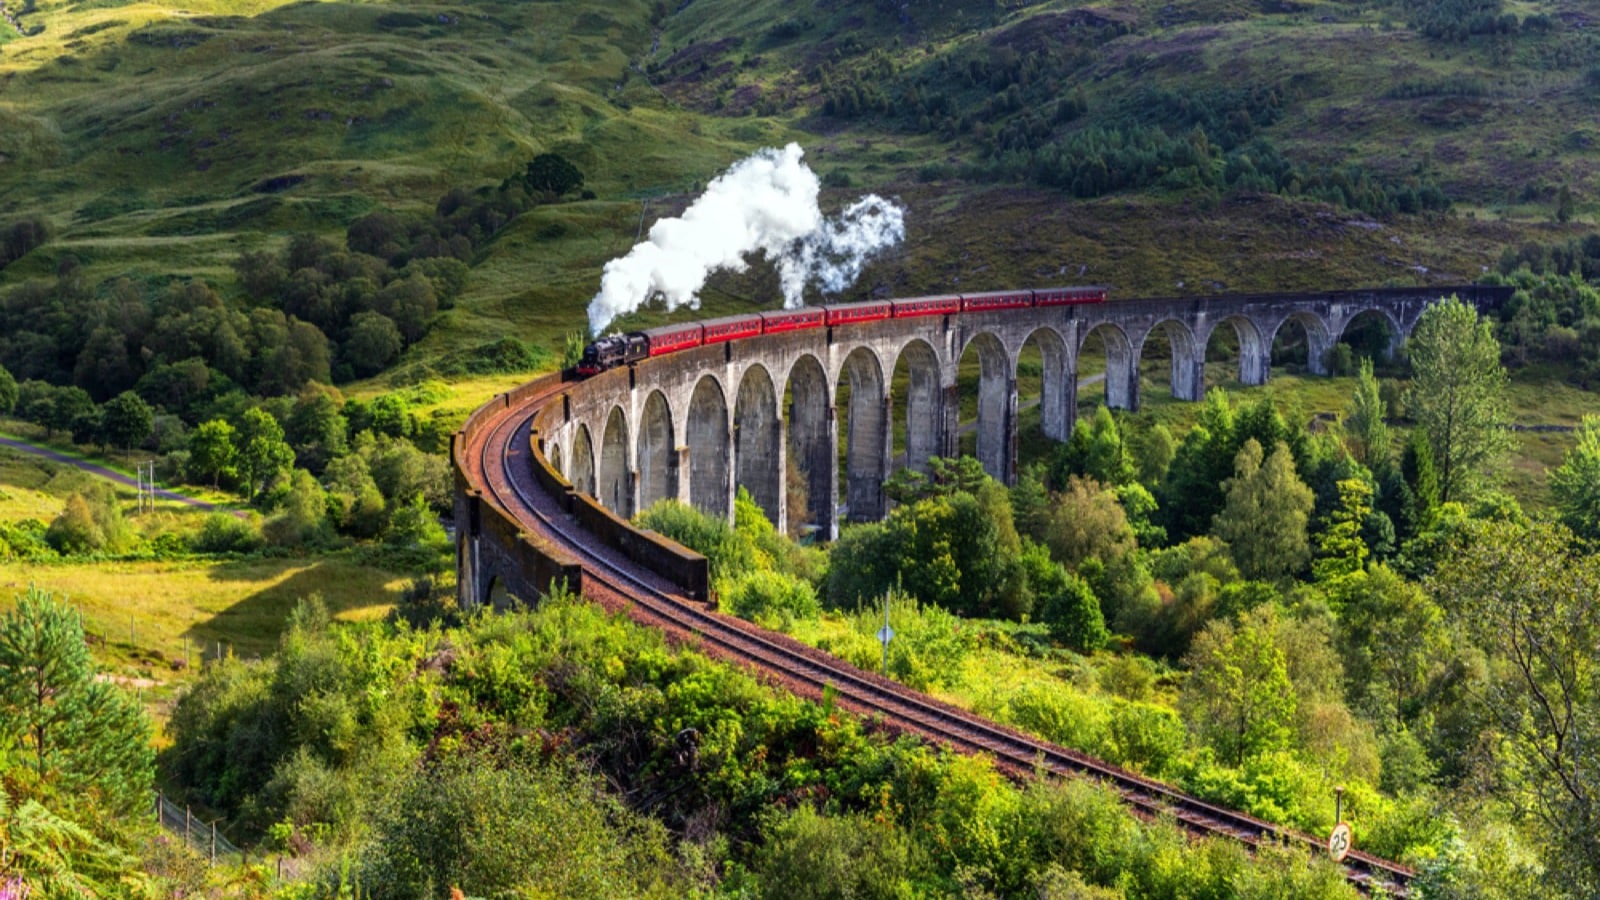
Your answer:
0,434 -> 231,513
459,374 -> 1414,896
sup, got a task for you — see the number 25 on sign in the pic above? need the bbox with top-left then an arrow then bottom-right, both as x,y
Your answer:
1328,822 -> 1353,862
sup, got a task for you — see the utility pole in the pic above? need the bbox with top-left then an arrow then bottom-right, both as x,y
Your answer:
135,460 -> 156,514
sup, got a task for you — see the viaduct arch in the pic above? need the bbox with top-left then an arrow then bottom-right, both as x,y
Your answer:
466,286 -> 1503,607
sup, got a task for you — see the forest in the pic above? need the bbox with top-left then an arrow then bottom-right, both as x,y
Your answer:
4,294 -> 1598,897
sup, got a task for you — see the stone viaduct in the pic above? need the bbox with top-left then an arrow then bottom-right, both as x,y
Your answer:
536,287 -> 1500,541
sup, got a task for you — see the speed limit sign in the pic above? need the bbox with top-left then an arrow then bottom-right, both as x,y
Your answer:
1328,822 -> 1354,862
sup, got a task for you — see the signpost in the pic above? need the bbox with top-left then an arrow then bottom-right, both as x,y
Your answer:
1328,785 -> 1352,862
877,593 -> 894,675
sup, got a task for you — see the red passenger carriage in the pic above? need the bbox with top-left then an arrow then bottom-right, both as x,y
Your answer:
891,294 -> 962,318
960,290 -> 1033,313
701,314 -> 764,345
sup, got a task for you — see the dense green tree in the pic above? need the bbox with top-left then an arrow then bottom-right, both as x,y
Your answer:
1132,422 -> 1176,486
1551,414 -> 1600,541
264,469 -> 331,549
1344,358 -> 1391,471
325,452 -> 387,538
1405,296 -> 1513,503
1335,563 -> 1449,727
825,521 -> 898,607
360,752 -> 682,898
263,318 -> 333,395
1433,522 -> 1600,893
1009,463 -> 1051,541
522,152 -> 585,197
343,311 -> 403,377
237,407 -> 294,502
1398,429 -> 1441,534
0,362 -> 16,415
752,806 -> 921,899
1022,541 -> 1108,652
0,587 -> 153,815
99,390 -> 153,452
344,209 -> 412,262
365,434 -> 452,511
135,357 -> 224,422
831,459 -> 1025,618
1052,407 -> 1136,488
1182,605 -> 1298,767
1234,397 -> 1307,473
635,498 -> 757,582
285,385 -> 348,473
48,385 -> 94,441
1212,440 -> 1314,581
72,326 -> 137,399
384,494 -> 451,571
1114,481 -> 1166,549
1159,388 -> 1239,540
374,274 -> 438,344
233,248 -> 286,299
187,418 -> 237,488
69,401 -> 103,449
1040,476 -> 1136,571
17,380 -> 56,435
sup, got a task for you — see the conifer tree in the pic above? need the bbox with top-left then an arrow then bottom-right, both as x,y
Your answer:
1314,478 -> 1373,586
1344,358 -> 1391,472
0,587 -> 152,815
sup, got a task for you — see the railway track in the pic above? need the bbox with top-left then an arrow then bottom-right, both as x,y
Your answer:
463,378 -> 1414,896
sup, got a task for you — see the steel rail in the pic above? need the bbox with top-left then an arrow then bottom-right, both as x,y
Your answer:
465,379 -> 1413,896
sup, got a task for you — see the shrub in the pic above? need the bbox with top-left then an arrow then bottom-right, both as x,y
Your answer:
723,569 -> 819,627
1004,682 -> 1112,757
357,754 -> 680,898
634,499 -> 756,581
0,520 -> 54,561
45,494 -> 105,555
1105,699 -> 1186,776
750,806 -> 920,899
191,512 -> 264,554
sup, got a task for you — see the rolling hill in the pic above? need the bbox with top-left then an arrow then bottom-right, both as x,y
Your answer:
0,0 -> 1594,359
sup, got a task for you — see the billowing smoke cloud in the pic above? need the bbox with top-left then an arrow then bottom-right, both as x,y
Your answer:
586,143 -> 905,336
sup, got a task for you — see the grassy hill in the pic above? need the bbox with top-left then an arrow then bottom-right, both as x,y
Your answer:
0,0 -> 1596,364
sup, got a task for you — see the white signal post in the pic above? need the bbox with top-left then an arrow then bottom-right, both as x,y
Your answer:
877,592 -> 894,676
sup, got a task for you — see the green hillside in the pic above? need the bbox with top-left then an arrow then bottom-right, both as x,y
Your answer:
0,0 -> 1596,362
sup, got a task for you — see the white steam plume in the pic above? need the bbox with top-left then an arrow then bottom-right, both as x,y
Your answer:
586,143 -> 905,336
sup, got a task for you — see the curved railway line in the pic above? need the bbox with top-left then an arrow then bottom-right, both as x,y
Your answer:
461,372 -> 1415,896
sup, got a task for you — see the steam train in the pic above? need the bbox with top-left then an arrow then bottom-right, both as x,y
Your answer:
576,286 -> 1107,375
